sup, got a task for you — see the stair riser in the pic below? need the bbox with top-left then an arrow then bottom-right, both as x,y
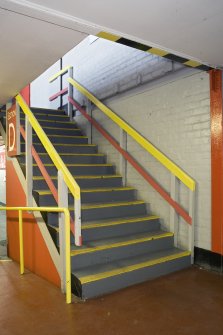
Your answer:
74,255 -> 191,299
30,165 -> 115,176
82,219 -> 161,242
71,236 -> 174,270
41,128 -> 82,136
46,203 -> 147,225
31,108 -> 66,116
24,114 -> 70,122
34,189 -> 136,206
33,177 -> 123,190
19,155 -> 105,165
20,119 -> 77,129
32,136 -> 88,144
20,143 -> 97,154
48,219 -> 161,245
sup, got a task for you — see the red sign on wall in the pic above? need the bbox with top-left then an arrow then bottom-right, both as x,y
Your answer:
7,103 -> 20,157
0,146 -> 5,169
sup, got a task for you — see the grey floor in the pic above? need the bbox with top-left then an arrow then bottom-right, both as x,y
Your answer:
0,169 -> 6,258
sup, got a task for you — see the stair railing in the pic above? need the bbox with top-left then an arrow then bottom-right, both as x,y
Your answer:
15,95 -> 82,247
49,65 -> 73,120
66,77 -> 196,263
0,206 -> 71,304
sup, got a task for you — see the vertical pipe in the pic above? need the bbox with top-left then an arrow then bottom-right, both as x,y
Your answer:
58,170 -> 68,293
64,209 -> 71,304
170,174 -> 178,247
18,210 -> 24,275
25,117 -> 33,206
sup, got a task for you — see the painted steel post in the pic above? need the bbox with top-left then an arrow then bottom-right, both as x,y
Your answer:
120,128 -> 127,186
68,67 -> 73,120
170,174 -> 179,247
189,189 -> 195,264
74,196 -> 82,246
18,209 -> 24,275
58,170 -> 68,293
86,99 -> 92,144
25,116 -> 33,207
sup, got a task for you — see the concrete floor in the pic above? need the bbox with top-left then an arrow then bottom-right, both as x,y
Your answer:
0,262 -> 222,335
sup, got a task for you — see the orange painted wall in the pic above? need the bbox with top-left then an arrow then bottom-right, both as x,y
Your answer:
6,160 -> 60,287
20,85 -> 30,106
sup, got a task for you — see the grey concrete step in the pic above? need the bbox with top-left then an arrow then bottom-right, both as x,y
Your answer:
71,248 -> 191,299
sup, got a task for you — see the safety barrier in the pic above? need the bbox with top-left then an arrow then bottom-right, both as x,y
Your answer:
67,77 -> 196,262
0,206 -> 71,304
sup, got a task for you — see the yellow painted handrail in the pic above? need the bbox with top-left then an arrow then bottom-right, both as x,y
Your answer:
49,65 -> 72,83
15,94 -> 80,199
0,206 -> 71,304
68,77 -> 195,191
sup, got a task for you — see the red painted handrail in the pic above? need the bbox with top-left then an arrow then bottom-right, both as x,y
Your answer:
20,125 -> 75,234
49,87 -> 68,102
69,97 -> 192,225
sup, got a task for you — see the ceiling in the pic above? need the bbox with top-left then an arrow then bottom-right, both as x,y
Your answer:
1,0 -> 223,105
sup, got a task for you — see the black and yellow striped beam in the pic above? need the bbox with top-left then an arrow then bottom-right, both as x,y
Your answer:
97,31 -> 212,71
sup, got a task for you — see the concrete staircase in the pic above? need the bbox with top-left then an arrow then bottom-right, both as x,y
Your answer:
18,107 -> 191,299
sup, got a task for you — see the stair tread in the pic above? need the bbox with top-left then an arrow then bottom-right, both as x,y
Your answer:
80,200 -> 145,210
34,187 -> 135,195
70,230 -> 172,255
73,248 -> 190,284
49,214 -> 159,231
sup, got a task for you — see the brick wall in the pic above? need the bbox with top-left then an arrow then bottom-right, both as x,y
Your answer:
76,70 -> 211,251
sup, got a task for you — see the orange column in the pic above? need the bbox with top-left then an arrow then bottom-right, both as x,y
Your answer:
210,69 -> 223,255
20,84 -> 30,106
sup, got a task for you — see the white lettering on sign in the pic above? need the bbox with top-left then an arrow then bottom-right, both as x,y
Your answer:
8,122 -> 16,152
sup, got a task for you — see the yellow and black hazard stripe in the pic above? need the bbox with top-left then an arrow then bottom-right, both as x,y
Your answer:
97,31 -> 212,71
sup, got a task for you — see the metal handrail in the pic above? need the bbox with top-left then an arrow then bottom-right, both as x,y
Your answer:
49,65 -> 72,83
68,77 -> 196,191
15,94 -> 82,245
0,206 -> 71,304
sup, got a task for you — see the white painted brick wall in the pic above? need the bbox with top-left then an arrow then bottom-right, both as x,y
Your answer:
76,71 -> 211,251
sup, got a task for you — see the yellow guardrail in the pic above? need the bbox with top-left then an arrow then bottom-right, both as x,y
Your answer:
0,206 -> 71,304
49,65 -> 72,83
15,94 -> 80,199
68,77 -> 195,191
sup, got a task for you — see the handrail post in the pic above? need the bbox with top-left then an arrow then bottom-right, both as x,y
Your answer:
64,209 -> 71,304
68,67 -> 73,120
170,174 -> 179,247
120,128 -> 127,186
58,170 -> 68,293
189,189 -> 195,263
74,195 -> 82,246
25,116 -> 33,206
18,209 -> 24,275
86,99 -> 92,144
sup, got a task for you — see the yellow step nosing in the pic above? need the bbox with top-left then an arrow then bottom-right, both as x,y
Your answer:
81,200 -> 145,210
21,118 -> 72,124
83,215 -> 160,230
33,134 -> 87,139
33,174 -> 122,180
31,113 -> 69,118
71,232 -> 173,256
42,126 -> 80,131
21,153 -> 104,157
35,187 -> 135,196
79,251 -> 191,284
31,163 -> 113,167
